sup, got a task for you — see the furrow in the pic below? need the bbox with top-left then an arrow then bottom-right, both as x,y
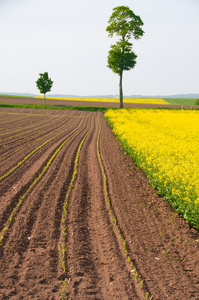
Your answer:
99,116 -> 199,300
0,116 -> 81,181
0,117 -> 88,244
0,115 -> 76,162
0,116 -> 91,299
59,117 -> 93,299
63,113 -> 142,299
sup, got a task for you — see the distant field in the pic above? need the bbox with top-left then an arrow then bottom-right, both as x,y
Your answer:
34,96 -> 169,105
1,94 -> 198,106
163,98 -> 197,105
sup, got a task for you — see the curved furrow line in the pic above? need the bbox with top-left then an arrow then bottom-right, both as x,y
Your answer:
99,116 -> 199,300
59,116 -> 94,299
0,114 -> 55,139
0,114 -> 42,131
61,114 -> 141,299
0,113 -> 74,150
0,110 -> 80,150
95,116 -> 147,299
0,113 -> 66,142
97,118 -> 156,298
0,116 -> 89,245
0,117 -> 62,149
0,116 -> 83,181
0,115 -> 77,162
0,117 -> 88,231
0,115 -> 31,128
0,117 -> 87,199
0,109 -> 73,130
0,116 -> 92,299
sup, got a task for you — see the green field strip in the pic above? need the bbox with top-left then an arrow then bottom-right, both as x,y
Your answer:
96,117 -> 152,300
0,102 -> 109,112
59,117 -> 93,299
0,116 -> 84,181
0,118 -> 88,245
164,98 -> 196,106
0,116 -> 78,162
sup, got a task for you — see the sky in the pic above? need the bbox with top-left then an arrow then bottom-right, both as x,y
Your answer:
0,0 -> 199,96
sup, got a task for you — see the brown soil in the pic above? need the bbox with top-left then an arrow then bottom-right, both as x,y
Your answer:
0,107 -> 198,300
0,95 -> 197,109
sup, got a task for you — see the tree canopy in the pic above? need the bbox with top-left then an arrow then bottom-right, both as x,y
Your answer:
106,6 -> 144,41
106,6 -> 144,108
107,41 -> 137,75
36,72 -> 53,105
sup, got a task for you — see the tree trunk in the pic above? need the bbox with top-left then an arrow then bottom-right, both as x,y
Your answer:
44,93 -> 46,106
119,71 -> 123,108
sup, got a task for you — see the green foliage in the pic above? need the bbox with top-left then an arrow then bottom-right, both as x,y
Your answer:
35,72 -> 53,105
105,112 -> 199,231
194,99 -> 199,105
107,41 -> 137,75
106,6 -> 144,108
106,5 -> 144,41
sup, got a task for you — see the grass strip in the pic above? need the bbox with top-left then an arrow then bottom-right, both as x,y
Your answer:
0,119 -> 87,244
0,94 -> 34,98
96,117 -> 152,299
0,102 -> 108,112
60,118 -> 93,299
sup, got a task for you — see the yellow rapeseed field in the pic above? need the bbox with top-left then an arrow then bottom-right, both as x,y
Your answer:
34,96 -> 169,105
105,108 -> 199,228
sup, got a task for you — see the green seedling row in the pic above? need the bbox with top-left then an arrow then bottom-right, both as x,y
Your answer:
0,117 -> 83,181
96,117 -> 152,300
0,114 -> 72,150
0,119 -> 87,244
60,118 -> 93,299
0,116 -> 76,162
0,113 -> 62,141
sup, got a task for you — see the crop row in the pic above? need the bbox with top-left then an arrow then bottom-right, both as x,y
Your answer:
0,115 -> 78,164
96,117 -> 152,299
59,117 -> 93,298
0,116 -> 88,244
0,117 -> 82,180
0,111 -> 72,141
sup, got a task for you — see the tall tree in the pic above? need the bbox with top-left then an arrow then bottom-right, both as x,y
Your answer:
106,6 -> 144,108
36,72 -> 53,106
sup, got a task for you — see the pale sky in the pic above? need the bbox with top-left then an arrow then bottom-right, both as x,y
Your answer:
0,0 -> 199,96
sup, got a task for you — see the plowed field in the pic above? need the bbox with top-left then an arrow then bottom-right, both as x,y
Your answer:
0,107 -> 198,300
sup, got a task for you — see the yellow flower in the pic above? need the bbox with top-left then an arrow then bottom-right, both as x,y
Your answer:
105,108 -> 199,206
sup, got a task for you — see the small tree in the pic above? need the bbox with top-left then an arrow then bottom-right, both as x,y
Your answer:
106,6 -> 144,108
36,72 -> 53,106
194,99 -> 199,105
